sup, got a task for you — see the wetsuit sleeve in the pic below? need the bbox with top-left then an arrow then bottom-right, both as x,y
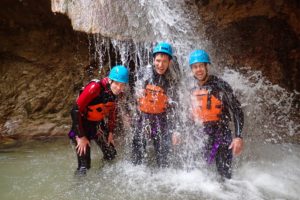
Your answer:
73,82 -> 101,137
220,81 -> 244,138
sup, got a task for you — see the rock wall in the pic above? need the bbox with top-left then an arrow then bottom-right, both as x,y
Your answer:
0,0 -> 299,145
0,0 -> 89,144
196,0 -> 300,91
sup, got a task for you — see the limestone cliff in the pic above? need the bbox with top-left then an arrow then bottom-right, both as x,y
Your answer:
0,0 -> 299,146
195,0 -> 299,91
0,0 -> 89,145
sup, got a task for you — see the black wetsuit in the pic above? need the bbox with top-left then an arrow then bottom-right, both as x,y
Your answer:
69,78 -> 117,173
132,67 -> 178,167
190,75 -> 244,179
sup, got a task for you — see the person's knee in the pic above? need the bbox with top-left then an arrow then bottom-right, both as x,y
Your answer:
103,145 -> 117,160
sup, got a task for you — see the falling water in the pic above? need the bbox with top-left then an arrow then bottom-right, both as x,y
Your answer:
0,1 -> 299,200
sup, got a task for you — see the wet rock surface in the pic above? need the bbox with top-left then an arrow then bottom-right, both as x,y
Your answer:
0,0 -> 89,141
195,0 -> 300,91
0,0 -> 299,142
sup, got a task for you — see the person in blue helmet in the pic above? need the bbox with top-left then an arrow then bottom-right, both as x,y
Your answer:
187,50 -> 244,179
69,65 -> 129,175
132,42 -> 179,167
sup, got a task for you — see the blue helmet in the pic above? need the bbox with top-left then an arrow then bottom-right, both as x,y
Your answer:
189,50 -> 211,66
153,42 -> 173,58
108,65 -> 129,83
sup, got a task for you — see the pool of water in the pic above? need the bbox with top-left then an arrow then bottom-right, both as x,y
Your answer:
0,138 -> 299,200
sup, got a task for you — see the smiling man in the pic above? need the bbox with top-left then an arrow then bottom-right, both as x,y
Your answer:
187,49 -> 244,179
132,42 -> 178,168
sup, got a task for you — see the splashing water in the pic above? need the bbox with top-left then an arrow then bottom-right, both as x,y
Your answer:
220,68 -> 299,143
0,139 -> 299,200
2,0 -> 295,200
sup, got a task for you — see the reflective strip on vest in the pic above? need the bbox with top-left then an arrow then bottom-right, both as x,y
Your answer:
138,84 -> 168,114
87,102 -> 115,121
191,89 -> 222,122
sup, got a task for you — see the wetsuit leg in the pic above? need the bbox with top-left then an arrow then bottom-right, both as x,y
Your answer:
215,130 -> 233,179
132,113 -> 147,165
152,134 -> 161,166
202,125 -> 232,179
155,132 -> 171,168
203,135 -> 215,164
94,122 -> 117,161
72,136 -> 91,175
215,144 -> 232,179
151,114 -> 170,168
75,141 -> 91,169
74,119 -> 98,173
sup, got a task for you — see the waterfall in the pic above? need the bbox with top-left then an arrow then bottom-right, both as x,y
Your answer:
52,0 -> 298,145
47,0 -> 299,199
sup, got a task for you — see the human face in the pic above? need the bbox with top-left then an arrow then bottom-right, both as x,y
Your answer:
191,63 -> 208,83
154,53 -> 171,75
110,81 -> 126,95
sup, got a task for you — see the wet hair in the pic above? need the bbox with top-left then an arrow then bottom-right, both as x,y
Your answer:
153,52 -> 172,61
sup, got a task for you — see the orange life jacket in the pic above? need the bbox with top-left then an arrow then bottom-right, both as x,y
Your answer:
138,84 -> 168,114
191,89 -> 222,122
87,102 -> 115,121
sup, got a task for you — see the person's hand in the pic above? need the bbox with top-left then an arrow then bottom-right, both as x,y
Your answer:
107,132 -> 114,146
172,132 -> 181,146
76,136 -> 90,156
229,137 -> 244,156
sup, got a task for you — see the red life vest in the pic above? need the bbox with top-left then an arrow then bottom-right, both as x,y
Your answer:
87,102 -> 115,121
191,89 -> 222,122
138,84 -> 168,114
